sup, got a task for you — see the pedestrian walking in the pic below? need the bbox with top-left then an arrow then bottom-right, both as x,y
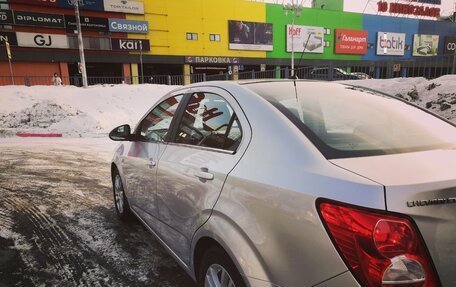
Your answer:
52,73 -> 62,86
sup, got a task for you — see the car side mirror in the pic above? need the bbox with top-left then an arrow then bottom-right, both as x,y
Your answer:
109,124 -> 132,141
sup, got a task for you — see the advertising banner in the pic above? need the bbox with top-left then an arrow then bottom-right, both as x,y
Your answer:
0,10 -> 14,25
14,11 -> 65,28
59,0 -> 104,11
444,36 -> 456,55
65,15 -> 109,31
286,25 -> 324,54
16,32 -> 69,49
185,56 -> 240,64
0,32 -> 18,46
104,0 -> 144,15
376,32 -> 406,56
412,34 -> 439,56
228,20 -> 273,51
334,29 -> 367,55
108,18 -> 148,34
7,0 -> 59,7
111,38 -> 150,51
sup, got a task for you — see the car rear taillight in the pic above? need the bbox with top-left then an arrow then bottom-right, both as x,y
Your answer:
317,200 -> 440,287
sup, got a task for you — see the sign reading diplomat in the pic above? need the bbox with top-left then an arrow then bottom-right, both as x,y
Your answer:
444,36 -> 456,55
286,25 -> 324,54
16,32 -> 68,49
104,0 -> 144,15
65,15 -> 109,31
185,56 -> 240,64
376,32 -> 406,56
334,29 -> 368,55
108,18 -> 148,34
0,32 -> 18,45
0,9 -> 14,25
14,11 -> 65,28
111,38 -> 150,51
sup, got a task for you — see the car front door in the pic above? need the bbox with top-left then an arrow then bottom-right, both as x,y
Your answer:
154,87 -> 250,263
121,94 -> 183,228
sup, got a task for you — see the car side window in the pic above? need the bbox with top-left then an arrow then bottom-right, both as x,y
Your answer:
138,95 -> 183,142
175,92 -> 242,151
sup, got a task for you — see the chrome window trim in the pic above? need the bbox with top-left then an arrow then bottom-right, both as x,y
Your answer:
166,142 -> 236,155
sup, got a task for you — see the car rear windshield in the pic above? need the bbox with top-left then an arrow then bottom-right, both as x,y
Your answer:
250,82 -> 456,159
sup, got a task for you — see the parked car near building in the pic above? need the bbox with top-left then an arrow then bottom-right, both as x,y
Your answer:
109,80 -> 456,287
309,67 -> 371,80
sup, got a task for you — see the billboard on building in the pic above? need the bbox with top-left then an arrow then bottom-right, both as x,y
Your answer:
16,32 -> 69,49
7,0 -> 59,7
0,10 -> 14,25
376,32 -> 406,56
228,20 -> 273,51
108,18 -> 148,34
59,0 -> 104,11
334,29 -> 367,55
286,25 -> 324,54
444,36 -> 456,55
111,38 -> 150,51
65,15 -> 109,31
104,0 -> 144,14
13,11 -> 65,28
0,32 -> 18,45
412,34 -> 439,56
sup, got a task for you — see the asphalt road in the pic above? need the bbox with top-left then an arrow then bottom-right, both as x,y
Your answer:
0,141 -> 196,287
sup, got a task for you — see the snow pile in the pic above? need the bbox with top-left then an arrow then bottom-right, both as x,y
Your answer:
345,75 -> 456,124
0,84 -> 178,137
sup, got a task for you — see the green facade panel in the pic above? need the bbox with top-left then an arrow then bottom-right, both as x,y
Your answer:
266,4 -> 363,60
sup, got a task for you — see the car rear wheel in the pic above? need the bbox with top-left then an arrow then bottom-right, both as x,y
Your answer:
112,171 -> 132,221
198,246 -> 246,287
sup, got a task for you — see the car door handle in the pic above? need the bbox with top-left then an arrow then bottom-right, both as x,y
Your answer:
147,159 -> 156,168
194,168 -> 214,180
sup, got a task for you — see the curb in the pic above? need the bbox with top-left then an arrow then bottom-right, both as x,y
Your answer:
16,133 -> 63,138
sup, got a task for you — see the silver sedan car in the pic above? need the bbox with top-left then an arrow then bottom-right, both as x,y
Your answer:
109,80 -> 456,287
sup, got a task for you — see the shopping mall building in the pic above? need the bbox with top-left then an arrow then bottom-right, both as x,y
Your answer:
0,0 -> 455,85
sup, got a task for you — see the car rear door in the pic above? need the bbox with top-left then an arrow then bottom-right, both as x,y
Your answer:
154,87 -> 251,263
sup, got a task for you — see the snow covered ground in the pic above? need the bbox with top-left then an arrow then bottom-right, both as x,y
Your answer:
0,84 -> 177,138
0,76 -> 455,140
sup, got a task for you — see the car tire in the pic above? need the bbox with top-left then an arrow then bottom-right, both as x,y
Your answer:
112,170 -> 133,221
198,246 -> 246,287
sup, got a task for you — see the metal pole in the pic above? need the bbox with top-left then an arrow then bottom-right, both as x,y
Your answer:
139,40 -> 144,83
8,58 -> 14,85
453,48 -> 456,75
291,8 -> 295,77
74,0 -> 88,87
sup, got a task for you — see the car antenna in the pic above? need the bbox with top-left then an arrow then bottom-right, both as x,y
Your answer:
291,33 -> 311,102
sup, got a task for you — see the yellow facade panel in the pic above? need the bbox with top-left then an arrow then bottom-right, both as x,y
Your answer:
126,0 -> 266,58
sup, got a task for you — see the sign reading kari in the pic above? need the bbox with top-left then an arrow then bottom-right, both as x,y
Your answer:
286,25 -> 324,54
16,32 -> 69,49
376,32 -> 406,56
334,29 -> 368,55
108,18 -> 148,34
104,0 -> 144,14
111,38 -> 150,51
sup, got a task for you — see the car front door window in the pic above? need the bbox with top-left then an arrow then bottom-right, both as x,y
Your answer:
138,95 -> 183,142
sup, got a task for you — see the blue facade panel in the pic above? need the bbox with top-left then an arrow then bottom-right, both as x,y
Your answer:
417,20 -> 456,55
362,14 -> 419,60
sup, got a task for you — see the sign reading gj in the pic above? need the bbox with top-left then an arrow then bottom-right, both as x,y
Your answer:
16,32 -> 68,49
108,18 -> 148,34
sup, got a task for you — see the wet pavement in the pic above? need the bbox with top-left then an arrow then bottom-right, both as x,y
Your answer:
0,141 -> 196,287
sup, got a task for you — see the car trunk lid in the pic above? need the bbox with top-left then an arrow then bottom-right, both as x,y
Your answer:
330,149 -> 456,286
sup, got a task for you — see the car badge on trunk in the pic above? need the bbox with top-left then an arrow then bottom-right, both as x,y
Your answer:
407,197 -> 456,208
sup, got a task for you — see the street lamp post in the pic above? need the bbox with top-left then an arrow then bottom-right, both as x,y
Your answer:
283,0 -> 303,78
73,0 -> 88,87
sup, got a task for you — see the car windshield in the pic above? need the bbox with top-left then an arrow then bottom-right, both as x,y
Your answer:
251,82 -> 456,159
